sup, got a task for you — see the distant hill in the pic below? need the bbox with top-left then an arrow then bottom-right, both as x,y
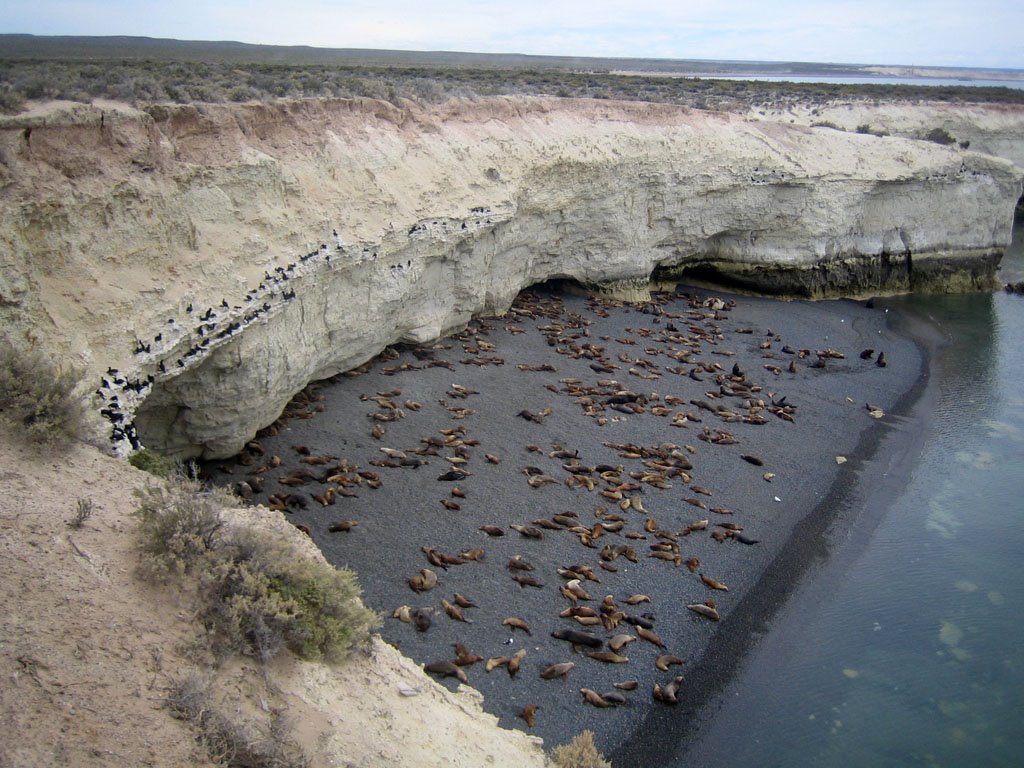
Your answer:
5,33 -> 1019,81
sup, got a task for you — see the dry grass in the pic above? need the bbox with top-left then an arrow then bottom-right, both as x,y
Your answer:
551,731 -> 613,768
0,341 -> 87,448
167,673 -> 309,768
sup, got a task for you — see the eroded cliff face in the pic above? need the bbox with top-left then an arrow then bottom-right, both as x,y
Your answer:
0,97 -> 1021,457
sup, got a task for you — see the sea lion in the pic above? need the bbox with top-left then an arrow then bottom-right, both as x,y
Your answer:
518,703 -> 538,728
479,525 -> 505,537
512,574 -> 544,589
551,628 -> 603,648
613,680 -> 639,691
599,691 -> 627,706
540,662 -> 575,680
587,651 -> 630,664
700,573 -> 729,591
412,607 -> 433,632
507,648 -> 527,678
623,614 -> 655,630
453,593 -> 477,608
424,660 -> 468,685
731,531 -> 760,545
327,520 -> 358,532
507,555 -> 535,571
655,654 -> 684,671
581,689 -> 612,708
408,568 -> 438,592
687,602 -> 721,621
441,599 -> 471,623
510,524 -> 545,538
392,605 -> 413,623
635,625 -> 666,649
486,656 -> 511,672
608,634 -> 637,653
624,594 -> 651,605
502,616 -> 531,634
653,676 -> 684,704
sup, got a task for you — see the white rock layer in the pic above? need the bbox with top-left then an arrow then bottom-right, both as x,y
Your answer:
0,97 -> 1021,457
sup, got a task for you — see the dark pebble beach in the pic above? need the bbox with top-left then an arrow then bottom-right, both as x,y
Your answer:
204,283 -> 924,758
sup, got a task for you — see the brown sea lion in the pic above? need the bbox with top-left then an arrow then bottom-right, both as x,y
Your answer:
408,568 -> 438,592
654,676 -> 684,704
700,573 -> 729,591
608,634 -> 636,653
687,602 -> 721,621
486,656 -> 511,672
655,654 -> 685,671
587,651 -> 630,664
507,648 -> 527,678
441,599 -> 471,623
518,703 -> 538,728
635,625 -> 666,649
540,662 -> 575,680
580,689 -> 611,708
424,660 -> 468,685
502,616 -> 531,634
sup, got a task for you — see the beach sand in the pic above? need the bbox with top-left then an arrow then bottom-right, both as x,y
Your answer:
205,283 -> 923,756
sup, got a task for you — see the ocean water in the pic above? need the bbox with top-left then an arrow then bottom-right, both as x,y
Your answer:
690,75 -> 1024,90
674,222 -> 1024,767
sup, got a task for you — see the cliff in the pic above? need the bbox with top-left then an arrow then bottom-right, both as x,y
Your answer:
0,96 -> 1021,458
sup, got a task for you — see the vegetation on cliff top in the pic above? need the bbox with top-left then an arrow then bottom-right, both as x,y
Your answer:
2,38 -> 1023,115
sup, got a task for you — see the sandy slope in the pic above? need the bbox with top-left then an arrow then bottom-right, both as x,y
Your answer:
0,433 -> 549,768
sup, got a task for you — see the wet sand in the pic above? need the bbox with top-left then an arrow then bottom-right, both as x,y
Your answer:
205,284 -> 923,756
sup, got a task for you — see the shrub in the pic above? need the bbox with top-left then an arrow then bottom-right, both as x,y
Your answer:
201,533 -> 379,663
924,126 -> 956,145
135,476 -> 379,663
133,475 -> 226,579
128,448 -> 179,478
67,497 -> 95,529
551,731 -> 612,768
856,123 -> 889,137
0,341 -> 87,447
167,673 -> 309,768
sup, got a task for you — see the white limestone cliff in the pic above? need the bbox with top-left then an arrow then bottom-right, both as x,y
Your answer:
0,96 -> 1021,458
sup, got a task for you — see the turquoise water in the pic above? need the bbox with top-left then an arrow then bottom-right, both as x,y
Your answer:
676,227 -> 1024,767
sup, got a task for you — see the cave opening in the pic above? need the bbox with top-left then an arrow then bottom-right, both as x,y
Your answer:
1001,196 -> 1024,288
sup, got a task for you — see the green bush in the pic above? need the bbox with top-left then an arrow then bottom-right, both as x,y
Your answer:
924,126 -> 956,145
128,448 -> 179,478
0,341 -> 87,447
135,476 -> 379,663
133,476 -> 226,580
201,533 -> 379,663
856,123 -> 889,137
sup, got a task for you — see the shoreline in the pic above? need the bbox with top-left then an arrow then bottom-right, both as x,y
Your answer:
610,295 -> 944,765
205,283 -> 927,755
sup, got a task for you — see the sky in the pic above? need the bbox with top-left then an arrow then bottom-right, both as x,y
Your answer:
5,0 -> 1022,70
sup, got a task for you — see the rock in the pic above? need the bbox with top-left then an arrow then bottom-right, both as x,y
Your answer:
1,97 -> 1021,458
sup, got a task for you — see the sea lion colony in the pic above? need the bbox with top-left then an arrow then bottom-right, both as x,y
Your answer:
205,285 -> 893,743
